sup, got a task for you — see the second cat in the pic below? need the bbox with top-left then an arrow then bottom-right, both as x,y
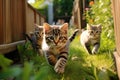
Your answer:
80,24 -> 102,54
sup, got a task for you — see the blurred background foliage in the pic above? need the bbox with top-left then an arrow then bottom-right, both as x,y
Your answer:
53,0 -> 74,17
85,0 -> 114,41
29,0 -> 74,22
30,0 -> 48,20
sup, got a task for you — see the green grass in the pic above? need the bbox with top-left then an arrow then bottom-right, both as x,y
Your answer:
0,29 -> 118,80
65,34 -> 116,80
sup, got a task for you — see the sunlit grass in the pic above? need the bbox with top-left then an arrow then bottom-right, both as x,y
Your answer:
0,29 -> 117,80
63,28 -> 116,80
36,28 -> 116,80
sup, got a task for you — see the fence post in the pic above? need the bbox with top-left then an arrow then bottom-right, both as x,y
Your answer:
111,0 -> 120,79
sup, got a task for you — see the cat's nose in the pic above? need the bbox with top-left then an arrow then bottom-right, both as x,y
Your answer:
55,41 -> 58,45
54,37 -> 59,45
54,40 -> 59,45
93,34 -> 96,36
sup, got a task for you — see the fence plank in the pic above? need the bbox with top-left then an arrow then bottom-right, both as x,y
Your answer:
72,0 -> 86,30
26,4 -> 45,34
26,4 -> 35,33
0,0 -> 45,53
10,0 -> 26,41
0,40 -> 25,54
112,0 -> 120,55
111,0 -> 120,79
5,0 -> 12,43
0,0 -> 4,44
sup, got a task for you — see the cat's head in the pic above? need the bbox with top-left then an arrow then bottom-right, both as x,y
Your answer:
87,24 -> 102,38
34,24 -> 43,39
43,23 -> 68,46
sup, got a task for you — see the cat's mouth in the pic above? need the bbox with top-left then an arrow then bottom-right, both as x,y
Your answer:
90,36 -> 99,39
54,42 -> 58,46
53,43 -> 62,47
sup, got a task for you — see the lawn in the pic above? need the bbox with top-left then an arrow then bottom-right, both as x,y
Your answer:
0,28 -> 118,80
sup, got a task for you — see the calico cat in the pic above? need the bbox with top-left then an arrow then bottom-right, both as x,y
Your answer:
80,24 -> 102,54
42,23 -> 79,74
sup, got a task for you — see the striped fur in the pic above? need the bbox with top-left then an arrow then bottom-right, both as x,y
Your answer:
24,33 -> 38,50
34,24 -> 44,49
25,24 -> 43,55
80,24 -> 102,54
69,29 -> 79,42
42,23 -> 78,74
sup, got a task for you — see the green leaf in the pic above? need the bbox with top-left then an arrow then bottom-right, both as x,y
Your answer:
0,54 -> 13,71
98,69 -> 110,80
35,65 -> 53,80
22,62 -> 33,80
17,44 -> 25,53
0,67 -> 22,79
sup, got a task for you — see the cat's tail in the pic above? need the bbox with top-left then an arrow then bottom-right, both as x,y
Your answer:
24,33 -> 38,50
69,29 -> 79,42
24,33 -> 32,42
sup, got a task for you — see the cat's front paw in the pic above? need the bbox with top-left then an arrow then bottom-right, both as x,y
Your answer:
54,58 -> 67,74
92,50 -> 97,54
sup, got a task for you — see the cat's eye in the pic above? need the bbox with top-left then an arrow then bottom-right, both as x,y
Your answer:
37,32 -> 39,34
90,31 -> 94,34
41,32 -> 44,34
96,31 -> 99,33
49,36 -> 54,40
59,36 -> 66,40
35,31 -> 39,35
35,32 -> 39,36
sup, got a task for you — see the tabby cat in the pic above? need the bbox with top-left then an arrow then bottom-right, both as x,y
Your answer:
34,24 -> 44,55
80,24 -> 102,54
42,23 -> 79,74
34,24 -> 44,50
25,24 -> 43,55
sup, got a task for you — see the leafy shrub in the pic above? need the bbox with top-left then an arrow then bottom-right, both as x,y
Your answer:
85,0 -> 114,41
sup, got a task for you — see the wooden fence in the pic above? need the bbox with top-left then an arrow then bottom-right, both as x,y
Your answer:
111,0 -> 120,79
0,0 -> 45,54
26,4 -> 45,33
71,0 -> 90,29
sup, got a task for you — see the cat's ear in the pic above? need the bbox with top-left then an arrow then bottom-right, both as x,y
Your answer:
43,23 -> 51,32
34,24 -> 43,30
34,24 -> 43,28
61,23 -> 68,32
97,24 -> 102,30
87,24 -> 91,30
